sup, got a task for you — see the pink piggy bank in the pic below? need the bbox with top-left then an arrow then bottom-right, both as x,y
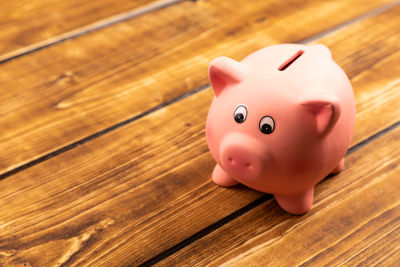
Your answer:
206,44 -> 355,214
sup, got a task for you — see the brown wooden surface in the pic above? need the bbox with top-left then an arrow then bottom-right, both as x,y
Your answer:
0,0 -> 394,176
0,0 -> 173,60
1,0 -> 400,266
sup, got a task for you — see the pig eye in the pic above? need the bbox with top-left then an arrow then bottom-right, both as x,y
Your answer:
234,104 -> 247,123
259,116 -> 275,134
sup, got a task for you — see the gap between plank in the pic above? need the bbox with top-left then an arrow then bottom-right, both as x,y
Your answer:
138,120 -> 400,267
0,84 -> 208,180
0,1 -> 398,179
0,0 -> 185,64
138,194 -> 272,267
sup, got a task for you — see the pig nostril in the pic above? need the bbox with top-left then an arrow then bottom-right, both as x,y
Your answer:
245,162 -> 253,169
228,157 -> 233,162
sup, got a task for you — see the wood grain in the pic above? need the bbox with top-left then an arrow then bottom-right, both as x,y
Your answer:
1,6 -> 400,264
0,0 -> 395,176
302,211 -> 400,266
0,0 -> 175,60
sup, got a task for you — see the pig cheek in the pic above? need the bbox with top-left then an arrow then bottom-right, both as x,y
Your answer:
279,143 -> 321,179
289,159 -> 312,174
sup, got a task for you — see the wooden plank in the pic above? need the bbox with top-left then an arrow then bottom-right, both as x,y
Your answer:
307,221 -> 400,266
0,0 -> 395,175
217,128 -> 400,266
374,245 -> 400,266
1,3 -> 400,267
0,0 -> 175,60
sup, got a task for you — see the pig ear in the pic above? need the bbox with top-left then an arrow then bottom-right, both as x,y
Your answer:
208,57 -> 247,97
310,44 -> 332,58
299,90 -> 341,136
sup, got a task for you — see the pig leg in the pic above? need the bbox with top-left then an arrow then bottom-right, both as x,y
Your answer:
331,158 -> 345,174
274,187 -> 314,215
212,164 -> 239,187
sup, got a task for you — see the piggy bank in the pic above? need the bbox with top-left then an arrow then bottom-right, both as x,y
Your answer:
206,44 -> 355,214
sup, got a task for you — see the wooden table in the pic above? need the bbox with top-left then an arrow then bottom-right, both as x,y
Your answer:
1,0 -> 400,266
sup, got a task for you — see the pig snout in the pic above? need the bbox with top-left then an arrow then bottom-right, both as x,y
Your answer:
219,133 -> 269,180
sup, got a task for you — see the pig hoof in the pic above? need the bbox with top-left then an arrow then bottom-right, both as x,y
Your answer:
275,188 -> 314,215
331,158 -> 345,174
212,164 -> 239,187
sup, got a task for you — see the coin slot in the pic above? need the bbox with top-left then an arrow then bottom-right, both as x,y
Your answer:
278,50 -> 304,71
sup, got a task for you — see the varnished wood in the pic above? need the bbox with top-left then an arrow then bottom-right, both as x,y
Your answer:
0,0 -> 395,175
2,1 -> 400,267
0,0 -> 175,60
1,4 -> 400,265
